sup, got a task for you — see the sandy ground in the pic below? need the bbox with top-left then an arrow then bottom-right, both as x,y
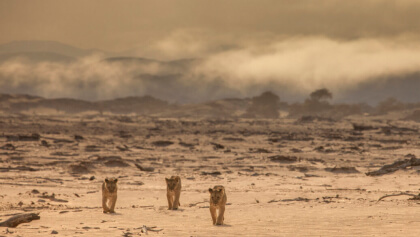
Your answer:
1,115 -> 420,236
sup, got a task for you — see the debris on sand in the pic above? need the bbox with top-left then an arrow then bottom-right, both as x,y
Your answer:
50,152 -> 78,157
95,155 -> 122,161
377,192 -> 420,202
116,144 -> 130,151
352,123 -> 376,131
210,142 -> 225,150
249,148 -> 271,153
104,160 -> 130,167
325,166 -> 360,173
40,140 -> 50,147
134,163 -> 155,172
290,148 -> 303,153
85,145 -> 101,152
222,137 -> 245,142
201,171 -> 222,176
268,155 -> 299,163
297,116 -> 335,123
287,165 -> 309,172
6,133 -> 40,142
268,197 -> 311,203
0,166 -> 38,172
366,157 -> 420,176
38,192 -> 68,203
314,146 -> 335,153
0,213 -> 40,227
179,142 -> 196,148
74,135 -> 84,140
0,143 -> 15,150
53,138 -> 74,144
93,156 -> 130,167
151,140 -> 174,147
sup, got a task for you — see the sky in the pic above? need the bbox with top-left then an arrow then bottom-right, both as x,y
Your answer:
1,0 -> 420,103
2,0 -> 420,53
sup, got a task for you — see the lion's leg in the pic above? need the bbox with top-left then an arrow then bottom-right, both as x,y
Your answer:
210,206 -> 217,225
102,196 -> 109,213
109,195 -> 117,213
173,191 -> 180,210
167,193 -> 173,210
216,206 -> 225,225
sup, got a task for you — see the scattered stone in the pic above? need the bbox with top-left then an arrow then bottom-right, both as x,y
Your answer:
85,145 -> 101,152
151,140 -> 174,147
104,160 -> 130,167
134,163 -> 155,172
210,142 -> 225,150
116,145 -> 130,151
6,133 -> 40,142
201,171 -> 222,176
222,137 -> 245,142
325,166 -> 360,174
74,135 -> 84,140
269,155 -> 299,163
352,123 -> 375,131
0,143 -> 15,150
41,140 -> 50,147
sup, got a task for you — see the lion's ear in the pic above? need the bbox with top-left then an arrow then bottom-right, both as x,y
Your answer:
165,178 -> 169,183
105,178 -> 109,183
114,179 -> 118,183
208,188 -> 213,193
175,176 -> 180,182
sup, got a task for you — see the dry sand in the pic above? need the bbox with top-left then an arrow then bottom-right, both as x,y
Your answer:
1,115 -> 420,236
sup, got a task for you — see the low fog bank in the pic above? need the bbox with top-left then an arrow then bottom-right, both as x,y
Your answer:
2,37 -> 420,104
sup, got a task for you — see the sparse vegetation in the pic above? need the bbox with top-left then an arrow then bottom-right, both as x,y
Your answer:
243,91 -> 280,118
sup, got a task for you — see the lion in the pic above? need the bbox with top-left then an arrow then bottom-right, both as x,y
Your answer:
165,176 -> 181,210
102,178 -> 118,213
208,185 -> 227,225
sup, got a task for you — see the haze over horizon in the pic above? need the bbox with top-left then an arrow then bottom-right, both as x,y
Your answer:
1,0 -> 420,104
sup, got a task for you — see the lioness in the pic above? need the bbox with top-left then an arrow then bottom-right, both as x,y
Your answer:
165,176 -> 181,210
102,178 -> 118,213
208,185 -> 227,225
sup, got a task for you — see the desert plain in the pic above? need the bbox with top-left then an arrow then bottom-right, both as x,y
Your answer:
1,113 -> 420,236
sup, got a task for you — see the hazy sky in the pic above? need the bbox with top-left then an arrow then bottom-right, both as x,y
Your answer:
2,0 -> 420,52
1,0 -> 420,103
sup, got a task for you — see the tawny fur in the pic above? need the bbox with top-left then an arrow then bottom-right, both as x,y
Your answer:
102,178 -> 118,213
208,185 -> 227,225
165,176 -> 181,210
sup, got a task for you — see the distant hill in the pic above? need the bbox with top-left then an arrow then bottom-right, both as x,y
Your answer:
0,93 -> 252,118
0,52 -> 75,63
0,40 -> 108,58
0,94 -> 172,115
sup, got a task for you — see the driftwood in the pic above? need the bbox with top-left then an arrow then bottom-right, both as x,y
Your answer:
378,192 -> 420,202
268,197 -> 311,203
366,157 -> 420,176
0,213 -> 40,227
